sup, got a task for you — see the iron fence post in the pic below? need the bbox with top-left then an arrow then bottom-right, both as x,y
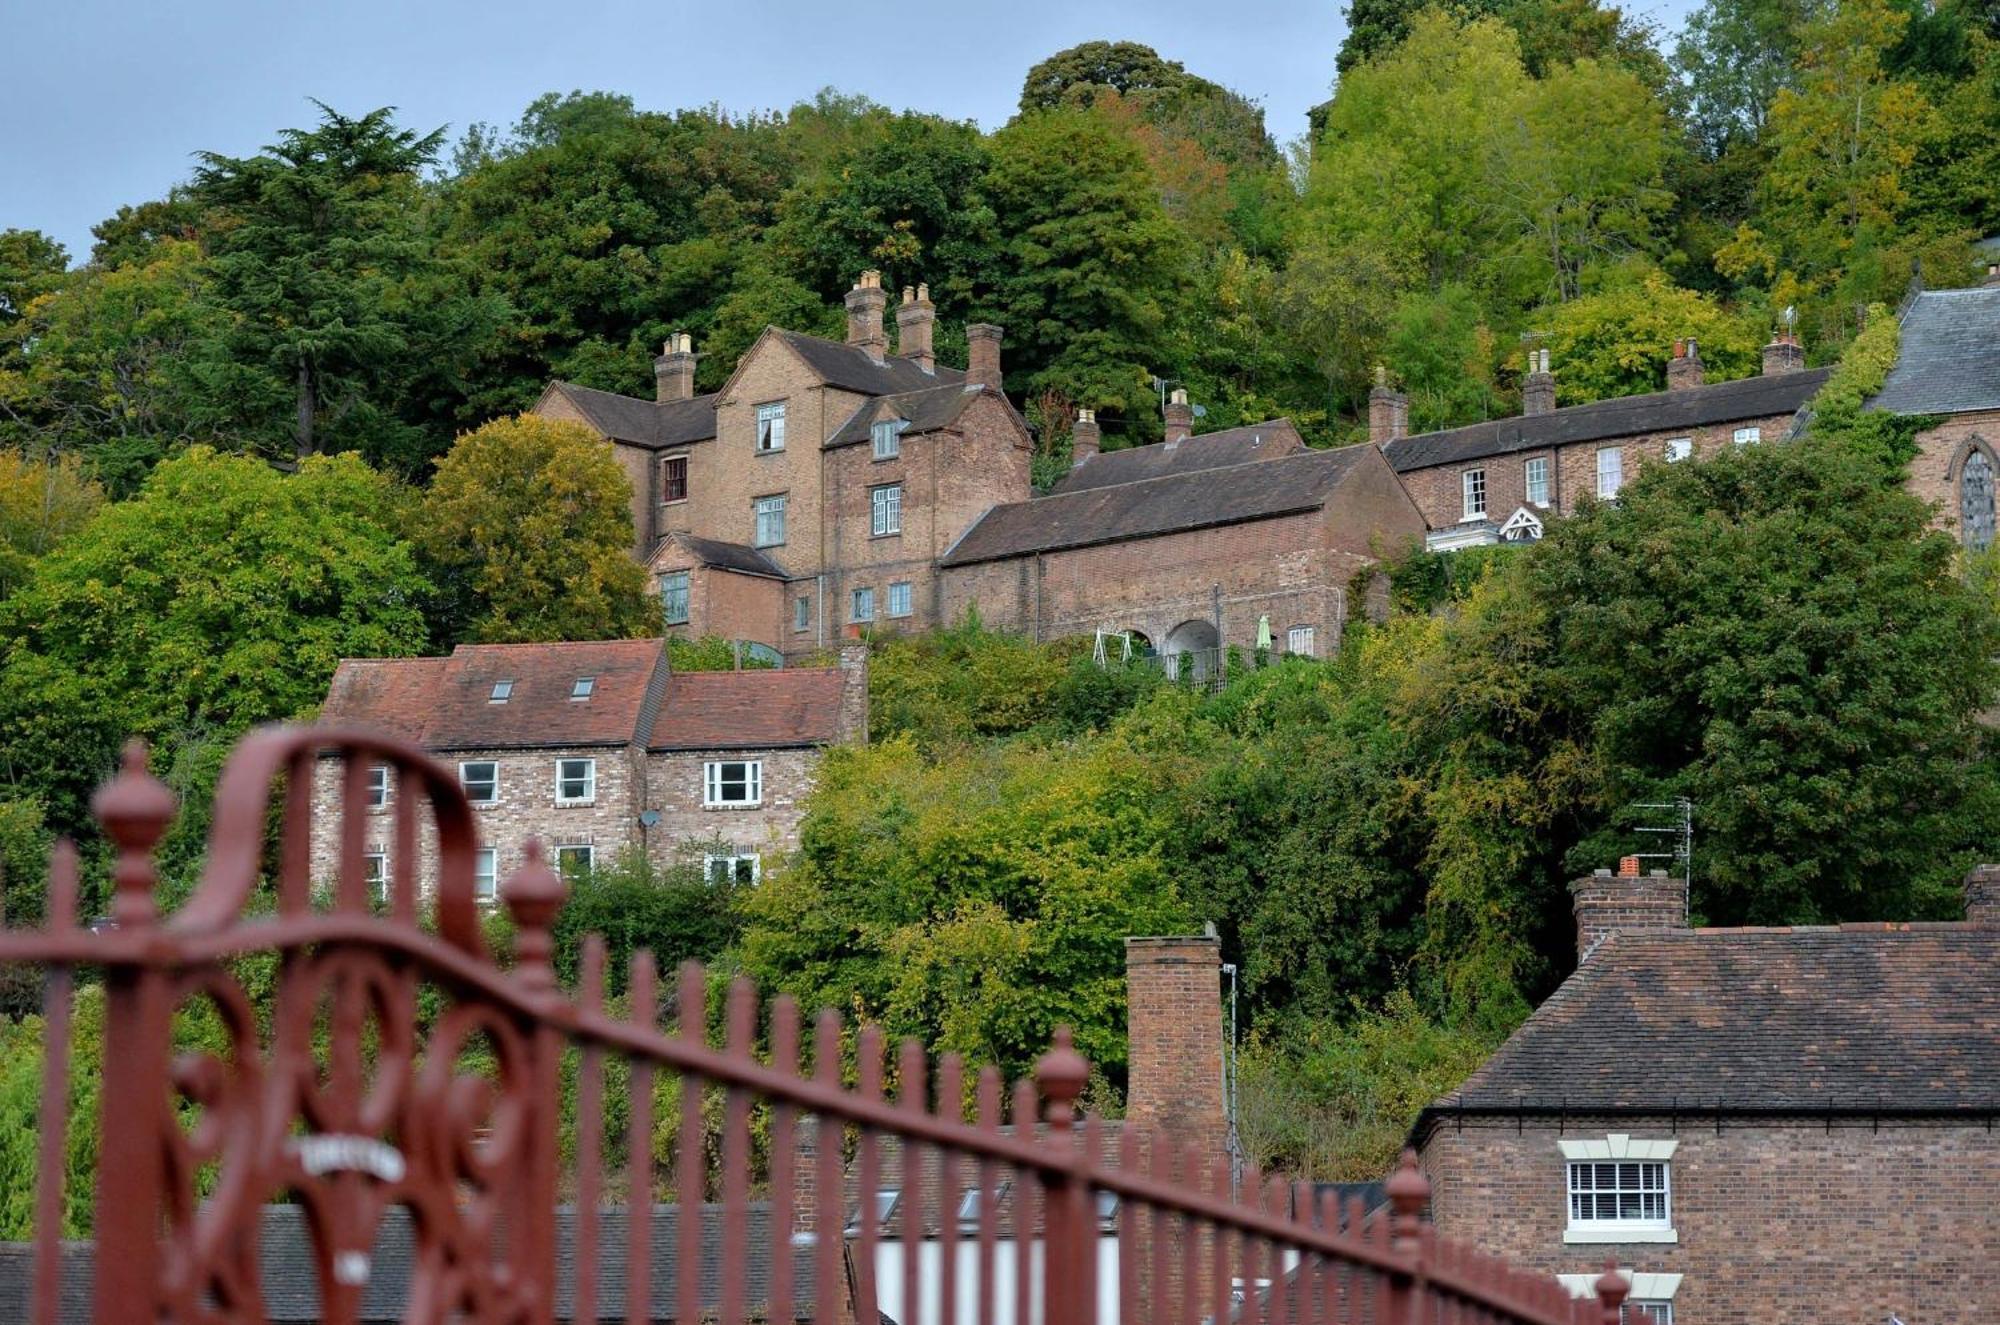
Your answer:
1385,1148 -> 1431,1325
1036,1028 -> 1090,1325
505,840 -> 568,1325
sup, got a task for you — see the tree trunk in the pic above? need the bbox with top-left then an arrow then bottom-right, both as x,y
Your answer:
295,357 -> 314,459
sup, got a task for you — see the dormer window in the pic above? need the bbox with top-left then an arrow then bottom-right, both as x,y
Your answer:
872,417 -> 904,460
489,680 -> 514,704
571,676 -> 595,701
756,402 -> 786,453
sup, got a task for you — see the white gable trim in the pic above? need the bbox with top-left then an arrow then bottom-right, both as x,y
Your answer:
1498,506 -> 1544,541
1557,1272 -> 1682,1300
1557,1133 -> 1678,1161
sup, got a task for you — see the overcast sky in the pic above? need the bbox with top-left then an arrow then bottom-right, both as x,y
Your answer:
4,0 -> 1701,262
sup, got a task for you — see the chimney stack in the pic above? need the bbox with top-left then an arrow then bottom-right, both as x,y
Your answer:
1367,366 -> 1409,445
1964,865 -> 2000,926
835,643 -> 870,744
1984,263 -> 2000,289
1125,934 -> 1225,1153
1667,337 -> 1705,391
1522,348 -> 1556,416
1071,407 -> 1100,469
654,333 -> 696,403
846,270 -> 887,362
1164,387 -> 1194,443
1761,330 -> 1805,376
895,283 -> 936,373
1570,860 -> 1688,963
966,323 -> 1004,393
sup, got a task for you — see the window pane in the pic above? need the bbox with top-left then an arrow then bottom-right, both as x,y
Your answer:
461,762 -> 498,803
756,495 -> 786,547
663,457 -> 688,502
662,572 -> 690,625
757,403 -> 786,451
1525,457 -> 1549,506
366,766 -> 389,808
888,581 -> 912,618
474,849 -> 497,899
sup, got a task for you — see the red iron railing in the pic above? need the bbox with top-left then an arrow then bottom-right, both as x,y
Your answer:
0,725 -> 1636,1325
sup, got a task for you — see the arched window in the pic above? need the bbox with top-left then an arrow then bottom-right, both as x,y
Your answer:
1962,449 -> 1996,551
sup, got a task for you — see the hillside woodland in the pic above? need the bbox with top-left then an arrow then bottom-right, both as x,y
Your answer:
2,0 -> 2000,1202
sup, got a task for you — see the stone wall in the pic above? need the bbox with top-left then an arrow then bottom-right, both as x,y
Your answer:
643,746 -> 822,868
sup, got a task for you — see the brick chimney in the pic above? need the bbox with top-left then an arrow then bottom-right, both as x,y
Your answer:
846,270 -> 887,362
836,643 -> 869,744
1071,407 -> 1100,468
1164,388 -> 1194,443
1964,864 -> 2000,926
1367,366 -> 1409,445
966,323 -> 1003,393
895,283 -> 935,373
1761,330 -> 1805,376
1666,338 -> 1704,391
1522,348 -> 1555,416
654,333 -> 696,402
1125,935 -> 1225,1155
1570,857 -> 1688,963
1985,263 -> 2000,289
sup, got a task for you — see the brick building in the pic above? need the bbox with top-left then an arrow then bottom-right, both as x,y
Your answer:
1413,859 -> 2000,1325
1870,270 -> 2000,552
1380,338 -> 1828,550
310,638 -> 868,897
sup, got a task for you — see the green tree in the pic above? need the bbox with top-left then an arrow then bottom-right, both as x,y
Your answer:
1673,0 -> 1830,151
1019,41 -> 1192,110
0,231 -> 66,326
0,450 -> 103,598
415,414 -> 651,645
1535,268 -> 1765,400
0,448 -> 430,835
192,104 -> 506,468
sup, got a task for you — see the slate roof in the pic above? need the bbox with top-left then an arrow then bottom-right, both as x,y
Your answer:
1869,284 -> 2000,415
650,669 -> 847,750
1437,926 -> 2000,1114
940,445 -> 1369,567
667,532 -> 788,579
774,331 -> 965,396
1382,369 -> 1830,473
824,382 -> 985,449
549,382 -> 720,450
1047,420 -> 1306,495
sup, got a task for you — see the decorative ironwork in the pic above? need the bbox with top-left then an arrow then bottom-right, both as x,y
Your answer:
0,723 -> 1632,1325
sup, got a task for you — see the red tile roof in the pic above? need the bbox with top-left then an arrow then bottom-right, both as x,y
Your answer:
649,669 -> 846,750
423,638 -> 668,749
319,657 -> 451,743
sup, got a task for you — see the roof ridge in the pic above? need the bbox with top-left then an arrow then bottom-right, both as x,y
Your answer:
1021,443 -> 1357,509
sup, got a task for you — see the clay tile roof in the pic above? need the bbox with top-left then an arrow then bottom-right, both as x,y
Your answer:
1382,369 -> 1830,473
319,657 -> 451,743
775,330 -> 967,396
1869,285 -> 2000,415
1442,927 -> 2000,1112
649,668 -> 846,750
824,382 -> 985,449
1047,419 -> 1306,494
940,445 -> 1368,567
550,382 -> 719,450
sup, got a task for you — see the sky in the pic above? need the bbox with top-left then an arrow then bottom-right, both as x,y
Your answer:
3,0 -> 1702,263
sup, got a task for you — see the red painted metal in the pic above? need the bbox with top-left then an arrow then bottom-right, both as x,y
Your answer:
0,725 -> 1629,1325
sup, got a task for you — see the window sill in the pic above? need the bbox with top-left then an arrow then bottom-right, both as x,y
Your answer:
756,447 -> 785,456
703,802 -> 764,811
555,800 -> 596,809
870,532 -> 902,540
887,614 -> 913,621
467,802 -> 499,811
1563,1227 -> 1676,1244
661,498 -> 688,506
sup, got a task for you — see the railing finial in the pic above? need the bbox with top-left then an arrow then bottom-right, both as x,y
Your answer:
1386,1147 -> 1429,1254
92,740 -> 175,928
503,838 -> 566,994
1034,1025 -> 1089,1129
1593,1258 -> 1628,1325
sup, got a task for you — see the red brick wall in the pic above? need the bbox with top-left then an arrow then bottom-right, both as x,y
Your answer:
1421,1119 -> 1995,1325
1124,936 -> 1226,1155
1570,868 -> 1688,962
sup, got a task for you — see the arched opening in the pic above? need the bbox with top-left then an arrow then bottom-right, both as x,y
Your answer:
1962,447 -> 1995,552
1163,619 -> 1220,682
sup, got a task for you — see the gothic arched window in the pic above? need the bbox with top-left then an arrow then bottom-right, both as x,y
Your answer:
1961,448 -> 1996,551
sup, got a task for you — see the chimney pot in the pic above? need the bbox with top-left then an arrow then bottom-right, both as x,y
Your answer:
654,333 -> 697,403
1667,336 -> 1705,391
1523,349 -> 1556,416
966,323 -> 1004,393
1164,387 -> 1194,443
894,279 -> 936,373
1071,407 -> 1101,469
845,270 -> 888,362
1571,864 -> 1688,962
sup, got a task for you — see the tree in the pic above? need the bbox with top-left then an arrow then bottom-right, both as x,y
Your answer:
0,448 -> 430,834
0,450 -> 103,598
415,414 -> 651,645
1673,0 -> 1831,151
1019,41 -> 1191,110
0,231 -> 66,326
1535,268 -> 1764,401
1337,0 -> 1663,79
192,104 -> 506,468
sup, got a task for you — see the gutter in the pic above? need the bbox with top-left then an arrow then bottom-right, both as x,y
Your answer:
1409,1099 -> 2000,1149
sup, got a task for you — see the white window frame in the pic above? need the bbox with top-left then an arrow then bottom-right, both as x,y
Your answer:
1733,426 -> 1761,447
872,417 -> 904,460
489,680 -> 513,704
703,852 -> 762,886
661,571 -> 690,625
794,595 -> 811,632
363,848 -> 388,901
755,494 -> 787,548
365,765 -> 390,810
473,848 -> 498,902
1462,468 -> 1487,520
556,843 -> 596,877
571,676 -> 595,701
703,759 -> 763,808
1663,437 -> 1693,463
459,761 -> 499,806
852,586 -> 875,623
555,757 -> 597,806
1596,446 -> 1624,499
1560,1135 -> 1677,1243
871,484 -> 902,537
1287,626 -> 1316,657
756,401 -> 786,452
887,581 -> 913,618
1557,1272 -> 1681,1322
1524,456 -> 1550,508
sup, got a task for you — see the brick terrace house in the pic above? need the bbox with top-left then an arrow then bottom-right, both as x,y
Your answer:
1380,337 -> 1828,551
1414,860 -> 2000,1325
1871,269 -> 2000,552
310,638 -> 868,897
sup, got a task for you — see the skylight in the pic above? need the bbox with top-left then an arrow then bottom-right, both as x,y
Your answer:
571,676 -> 595,701
489,680 -> 514,703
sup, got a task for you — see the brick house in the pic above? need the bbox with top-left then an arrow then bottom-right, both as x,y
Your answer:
1413,860 -> 2000,1325
1871,270 -> 2000,552
310,638 -> 868,897
1380,339 -> 1828,550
